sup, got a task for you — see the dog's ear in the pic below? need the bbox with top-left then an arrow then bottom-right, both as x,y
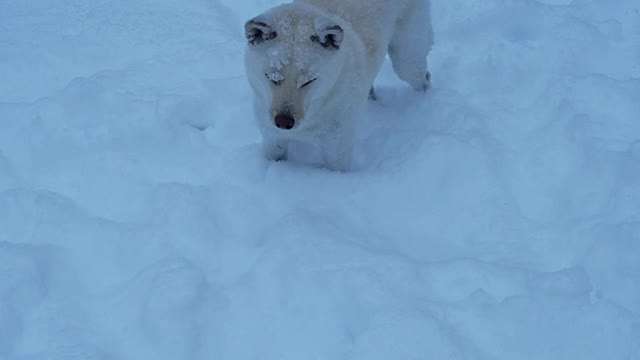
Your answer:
311,25 -> 343,50
245,17 -> 277,45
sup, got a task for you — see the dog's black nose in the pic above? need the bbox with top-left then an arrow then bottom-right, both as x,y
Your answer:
274,113 -> 295,129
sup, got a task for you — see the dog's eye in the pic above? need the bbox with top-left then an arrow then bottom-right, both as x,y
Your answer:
265,73 -> 282,86
299,78 -> 317,89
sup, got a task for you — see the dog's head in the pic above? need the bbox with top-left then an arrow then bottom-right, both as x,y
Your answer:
244,5 -> 347,131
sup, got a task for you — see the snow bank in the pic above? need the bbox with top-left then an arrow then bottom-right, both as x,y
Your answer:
1,0 -> 638,358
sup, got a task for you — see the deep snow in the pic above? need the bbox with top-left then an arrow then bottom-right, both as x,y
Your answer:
1,0 -> 639,359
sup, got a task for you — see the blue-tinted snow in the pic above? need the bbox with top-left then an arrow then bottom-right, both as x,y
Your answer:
0,0 -> 639,359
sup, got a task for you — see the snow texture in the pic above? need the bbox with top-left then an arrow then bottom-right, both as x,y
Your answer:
1,0 -> 639,359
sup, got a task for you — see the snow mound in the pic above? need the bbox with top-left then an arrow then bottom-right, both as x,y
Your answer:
1,0 -> 639,359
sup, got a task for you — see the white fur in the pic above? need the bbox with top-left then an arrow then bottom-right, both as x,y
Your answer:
245,0 -> 433,171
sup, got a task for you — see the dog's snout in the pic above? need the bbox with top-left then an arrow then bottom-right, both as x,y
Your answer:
274,113 -> 295,130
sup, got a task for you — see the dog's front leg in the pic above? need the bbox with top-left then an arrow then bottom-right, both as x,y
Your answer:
262,135 -> 288,162
321,131 -> 354,172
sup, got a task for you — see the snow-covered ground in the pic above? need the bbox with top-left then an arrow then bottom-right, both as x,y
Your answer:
1,0 -> 639,358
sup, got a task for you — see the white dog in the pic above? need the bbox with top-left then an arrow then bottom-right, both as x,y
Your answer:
244,0 -> 433,171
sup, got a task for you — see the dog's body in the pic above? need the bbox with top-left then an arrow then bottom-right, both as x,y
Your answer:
244,0 -> 433,171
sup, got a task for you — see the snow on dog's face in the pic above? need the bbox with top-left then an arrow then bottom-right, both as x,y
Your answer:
244,5 -> 345,131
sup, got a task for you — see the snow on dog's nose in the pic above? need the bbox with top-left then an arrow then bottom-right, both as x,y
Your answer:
274,113 -> 295,130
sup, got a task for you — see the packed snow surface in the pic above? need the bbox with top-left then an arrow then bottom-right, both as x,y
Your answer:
1,0 -> 639,359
